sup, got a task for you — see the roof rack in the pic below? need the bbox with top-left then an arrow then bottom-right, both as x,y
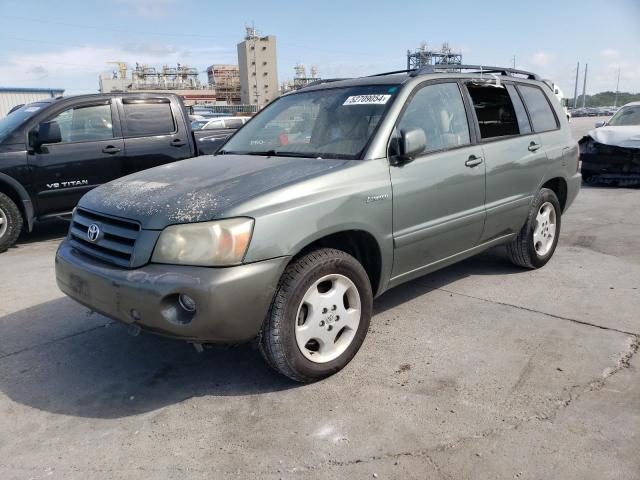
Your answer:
409,64 -> 540,80
299,78 -> 351,89
367,69 -> 416,77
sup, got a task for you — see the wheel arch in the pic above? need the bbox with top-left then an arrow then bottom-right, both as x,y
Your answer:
541,177 -> 568,212
293,229 -> 384,297
0,172 -> 34,232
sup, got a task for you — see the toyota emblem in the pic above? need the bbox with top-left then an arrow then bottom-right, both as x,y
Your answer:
87,224 -> 100,243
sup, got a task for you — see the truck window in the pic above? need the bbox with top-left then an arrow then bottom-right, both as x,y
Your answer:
123,101 -> 176,136
398,82 -> 470,153
466,84 -> 519,139
49,104 -> 114,143
517,85 -> 559,132
203,119 -> 225,130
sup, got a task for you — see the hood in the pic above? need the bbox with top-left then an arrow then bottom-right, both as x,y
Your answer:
79,154 -> 349,229
588,126 -> 640,149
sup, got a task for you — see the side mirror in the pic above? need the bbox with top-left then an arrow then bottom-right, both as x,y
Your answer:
31,121 -> 62,148
595,120 -> 606,128
391,128 -> 426,165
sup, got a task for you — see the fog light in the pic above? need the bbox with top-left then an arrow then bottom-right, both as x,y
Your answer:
178,294 -> 197,312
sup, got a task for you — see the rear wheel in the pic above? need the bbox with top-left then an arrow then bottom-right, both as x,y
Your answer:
0,192 -> 23,253
507,188 -> 561,269
259,248 -> 373,382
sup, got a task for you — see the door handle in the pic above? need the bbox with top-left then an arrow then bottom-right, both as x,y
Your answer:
171,138 -> 186,147
465,155 -> 484,167
102,145 -> 121,154
528,141 -> 541,152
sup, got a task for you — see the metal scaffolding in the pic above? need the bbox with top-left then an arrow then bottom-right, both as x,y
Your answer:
406,42 -> 463,70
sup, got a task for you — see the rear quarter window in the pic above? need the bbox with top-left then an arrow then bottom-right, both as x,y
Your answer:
517,85 -> 558,132
123,101 -> 176,136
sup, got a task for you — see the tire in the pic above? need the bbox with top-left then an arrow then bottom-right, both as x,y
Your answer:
259,248 -> 373,382
506,188 -> 561,269
0,192 -> 23,253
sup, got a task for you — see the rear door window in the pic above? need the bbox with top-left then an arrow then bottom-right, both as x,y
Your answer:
466,84 -> 519,139
517,85 -> 558,132
397,82 -> 471,153
122,99 -> 176,136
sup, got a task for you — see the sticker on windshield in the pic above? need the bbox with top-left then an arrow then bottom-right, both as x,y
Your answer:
24,106 -> 42,112
343,94 -> 391,106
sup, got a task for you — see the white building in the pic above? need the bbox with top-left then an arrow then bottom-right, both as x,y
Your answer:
0,87 -> 64,117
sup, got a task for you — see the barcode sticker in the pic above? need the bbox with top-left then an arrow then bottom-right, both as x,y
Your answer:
343,94 -> 391,105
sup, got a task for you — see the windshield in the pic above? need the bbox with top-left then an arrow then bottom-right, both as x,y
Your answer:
220,85 -> 398,159
608,105 -> 640,126
191,120 -> 208,130
0,102 -> 47,142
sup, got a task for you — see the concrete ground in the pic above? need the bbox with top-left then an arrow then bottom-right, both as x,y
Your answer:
1,117 -> 638,479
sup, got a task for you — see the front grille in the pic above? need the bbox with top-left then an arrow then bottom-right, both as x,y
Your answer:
69,208 -> 140,267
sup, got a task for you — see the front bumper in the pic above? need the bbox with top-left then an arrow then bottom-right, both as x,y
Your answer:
55,240 -> 289,343
580,139 -> 640,184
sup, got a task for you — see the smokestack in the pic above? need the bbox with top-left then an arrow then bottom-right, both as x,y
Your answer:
573,62 -> 580,109
581,63 -> 588,109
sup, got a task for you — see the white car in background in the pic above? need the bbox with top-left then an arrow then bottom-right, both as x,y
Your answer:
579,101 -> 640,186
192,116 -> 252,131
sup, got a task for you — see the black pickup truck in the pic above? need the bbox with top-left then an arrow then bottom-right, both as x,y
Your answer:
0,92 -> 234,251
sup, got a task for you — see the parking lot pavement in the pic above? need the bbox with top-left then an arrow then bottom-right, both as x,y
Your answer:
1,125 -> 639,479
569,115 -> 608,141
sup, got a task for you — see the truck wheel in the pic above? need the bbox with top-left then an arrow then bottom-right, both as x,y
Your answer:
507,188 -> 561,269
0,192 -> 23,253
259,248 -> 373,382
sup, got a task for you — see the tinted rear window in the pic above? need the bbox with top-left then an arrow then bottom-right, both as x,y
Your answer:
518,85 -> 558,132
123,102 -> 176,136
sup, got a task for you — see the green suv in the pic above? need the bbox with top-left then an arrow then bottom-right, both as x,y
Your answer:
56,65 -> 581,382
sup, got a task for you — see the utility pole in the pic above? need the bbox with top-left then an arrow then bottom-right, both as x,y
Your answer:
581,63 -> 588,109
613,68 -> 621,108
572,62 -> 580,109
512,55 -> 516,68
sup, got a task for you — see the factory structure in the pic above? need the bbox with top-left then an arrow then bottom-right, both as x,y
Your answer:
281,64 -> 321,93
99,62 -> 217,105
406,42 -> 462,70
98,26 -> 281,110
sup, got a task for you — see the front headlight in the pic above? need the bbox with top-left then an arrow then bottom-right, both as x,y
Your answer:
151,218 -> 254,266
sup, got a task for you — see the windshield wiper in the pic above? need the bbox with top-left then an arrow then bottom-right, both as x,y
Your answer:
244,150 -> 320,158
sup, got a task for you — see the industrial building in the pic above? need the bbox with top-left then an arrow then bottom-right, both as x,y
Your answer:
237,27 -> 279,108
0,87 -> 65,117
99,62 -> 217,106
281,64 -> 321,93
406,42 -> 462,70
206,64 -> 241,104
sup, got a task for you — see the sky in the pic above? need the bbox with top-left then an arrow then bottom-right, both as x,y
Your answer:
0,0 -> 639,97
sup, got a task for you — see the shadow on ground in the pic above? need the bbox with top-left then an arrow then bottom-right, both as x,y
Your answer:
15,218 -> 69,246
0,246 -> 524,419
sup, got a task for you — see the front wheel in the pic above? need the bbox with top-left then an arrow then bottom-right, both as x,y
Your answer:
507,188 -> 561,269
0,192 -> 23,253
259,248 -> 373,382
